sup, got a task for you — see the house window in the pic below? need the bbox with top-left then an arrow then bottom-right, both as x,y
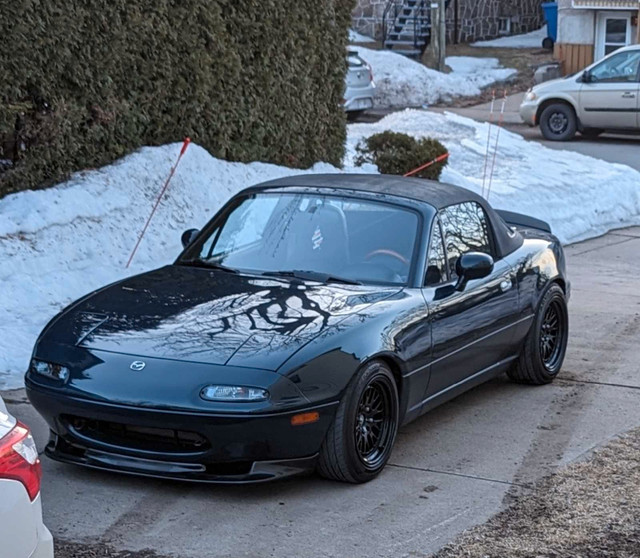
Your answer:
498,17 -> 511,35
596,12 -> 632,60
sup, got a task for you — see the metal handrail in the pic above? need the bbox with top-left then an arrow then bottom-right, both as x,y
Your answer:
382,0 -> 432,51
382,0 -> 450,53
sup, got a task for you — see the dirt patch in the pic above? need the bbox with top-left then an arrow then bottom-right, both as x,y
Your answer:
55,541 -> 170,558
437,44 -> 555,108
433,428 -> 640,558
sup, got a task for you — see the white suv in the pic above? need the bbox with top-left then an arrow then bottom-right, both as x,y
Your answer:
0,395 -> 54,558
520,45 -> 640,140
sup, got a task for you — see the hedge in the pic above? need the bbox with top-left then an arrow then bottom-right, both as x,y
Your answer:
0,0 -> 354,197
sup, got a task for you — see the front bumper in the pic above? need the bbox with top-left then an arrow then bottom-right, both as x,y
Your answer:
27,384 -> 338,483
519,101 -> 538,126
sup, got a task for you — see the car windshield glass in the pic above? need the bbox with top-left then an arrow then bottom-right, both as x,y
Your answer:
181,193 -> 419,286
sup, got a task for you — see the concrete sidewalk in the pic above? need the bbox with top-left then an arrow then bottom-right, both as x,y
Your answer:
431,92 -> 526,125
5,227 -> 640,558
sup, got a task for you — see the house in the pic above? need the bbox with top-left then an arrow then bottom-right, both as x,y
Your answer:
351,0 -> 544,45
555,0 -> 640,74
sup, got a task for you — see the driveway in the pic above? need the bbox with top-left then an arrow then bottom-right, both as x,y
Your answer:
4,227 -> 640,558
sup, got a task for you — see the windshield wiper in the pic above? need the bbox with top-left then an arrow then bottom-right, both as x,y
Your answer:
179,259 -> 238,274
263,270 -> 362,285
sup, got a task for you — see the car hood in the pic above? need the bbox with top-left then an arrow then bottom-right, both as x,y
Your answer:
532,75 -> 578,95
41,265 -> 400,371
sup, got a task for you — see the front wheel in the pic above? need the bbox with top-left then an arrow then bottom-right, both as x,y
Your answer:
540,103 -> 577,141
317,360 -> 399,483
508,284 -> 569,385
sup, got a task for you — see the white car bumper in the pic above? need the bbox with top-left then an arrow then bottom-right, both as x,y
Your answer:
520,100 -> 538,127
0,482 -> 54,558
344,83 -> 375,112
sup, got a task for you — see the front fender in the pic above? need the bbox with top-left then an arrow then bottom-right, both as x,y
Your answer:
276,290 -> 430,420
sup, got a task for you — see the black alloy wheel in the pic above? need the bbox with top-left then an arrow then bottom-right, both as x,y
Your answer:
540,299 -> 565,372
354,378 -> 395,470
508,284 -> 569,385
317,360 -> 399,483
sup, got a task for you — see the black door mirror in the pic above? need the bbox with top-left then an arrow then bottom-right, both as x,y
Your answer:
581,70 -> 592,83
455,252 -> 494,291
181,228 -> 199,248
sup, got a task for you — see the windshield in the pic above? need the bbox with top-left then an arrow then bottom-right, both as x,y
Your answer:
181,192 -> 420,286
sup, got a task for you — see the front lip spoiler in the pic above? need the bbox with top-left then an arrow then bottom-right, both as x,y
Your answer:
45,440 -> 318,484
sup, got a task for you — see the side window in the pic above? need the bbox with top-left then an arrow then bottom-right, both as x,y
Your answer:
440,202 -> 492,279
425,219 -> 448,286
590,51 -> 640,83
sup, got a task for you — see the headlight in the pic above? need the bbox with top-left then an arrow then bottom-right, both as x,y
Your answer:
30,359 -> 70,382
200,385 -> 269,402
525,90 -> 538,102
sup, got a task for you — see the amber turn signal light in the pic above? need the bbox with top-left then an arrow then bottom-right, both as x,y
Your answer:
291,412 -> 320,426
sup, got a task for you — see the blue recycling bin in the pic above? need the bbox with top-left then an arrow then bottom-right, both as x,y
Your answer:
541,2 -> 558,48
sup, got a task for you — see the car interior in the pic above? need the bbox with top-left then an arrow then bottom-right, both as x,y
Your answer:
199,194 -> 419,286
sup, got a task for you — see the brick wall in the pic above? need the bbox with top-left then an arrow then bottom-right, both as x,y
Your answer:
351,0 -> 545,43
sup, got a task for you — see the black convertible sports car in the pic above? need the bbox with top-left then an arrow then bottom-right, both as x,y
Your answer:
26,174 -> 569,484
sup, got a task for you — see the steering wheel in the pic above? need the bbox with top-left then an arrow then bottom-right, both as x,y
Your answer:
364,249 -> 409,266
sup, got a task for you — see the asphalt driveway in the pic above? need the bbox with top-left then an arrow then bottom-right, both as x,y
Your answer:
4,227 -> 640,558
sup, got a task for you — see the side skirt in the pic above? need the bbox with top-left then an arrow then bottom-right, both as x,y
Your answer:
402,356 -> 518,425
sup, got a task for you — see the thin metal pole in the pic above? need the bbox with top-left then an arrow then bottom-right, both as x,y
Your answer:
481,90 -> 496,198
486,91 -> 508,202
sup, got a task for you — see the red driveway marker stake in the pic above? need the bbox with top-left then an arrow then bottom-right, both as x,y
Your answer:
126,137 -> 191,269
481,90 -> 496,199
486,91 -> 508,202
404,152 -> 450,178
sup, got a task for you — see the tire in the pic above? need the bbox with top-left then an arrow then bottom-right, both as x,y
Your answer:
317,360 -> 399,483
581,128 -> 604,138
508,284 -> 569,385
540,103 -> 577,141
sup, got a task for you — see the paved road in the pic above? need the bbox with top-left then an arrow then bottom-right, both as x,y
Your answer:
431,92 -> 640,172
5,227 -> 640,558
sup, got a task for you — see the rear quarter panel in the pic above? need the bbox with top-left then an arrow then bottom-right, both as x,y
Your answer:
0,480 -> 40,558
506,229 -> 568,343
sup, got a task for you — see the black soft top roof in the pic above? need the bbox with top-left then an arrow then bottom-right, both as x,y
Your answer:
250,174 -> 523,258
252,173 -> 484,210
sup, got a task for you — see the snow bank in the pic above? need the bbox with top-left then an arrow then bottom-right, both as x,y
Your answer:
347,110 -> 640,246
354,47 -> 516,107
472,26 -> 547,49
349,29 -> 375,43
0,145 -> 374,389
2,110 -> 640,388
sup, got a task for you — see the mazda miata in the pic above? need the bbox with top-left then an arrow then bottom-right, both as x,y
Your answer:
26,174 -> 569,484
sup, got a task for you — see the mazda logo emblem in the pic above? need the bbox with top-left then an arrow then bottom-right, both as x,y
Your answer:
130,361 -> 146,371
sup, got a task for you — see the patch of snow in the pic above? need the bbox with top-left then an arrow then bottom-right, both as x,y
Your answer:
354,47 -> 516,108
0,145 -> 375,389
3,110 -> 640,388
349,29 -> 375,43
472,26 -> 547,49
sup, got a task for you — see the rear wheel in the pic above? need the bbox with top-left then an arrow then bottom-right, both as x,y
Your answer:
317,360 -> 399,483
540,103 -> 577,141
508,284 -> 569,385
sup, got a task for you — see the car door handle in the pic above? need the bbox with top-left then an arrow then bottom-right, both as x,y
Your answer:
622,92 -> 636,99
500,280 -> 512,293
